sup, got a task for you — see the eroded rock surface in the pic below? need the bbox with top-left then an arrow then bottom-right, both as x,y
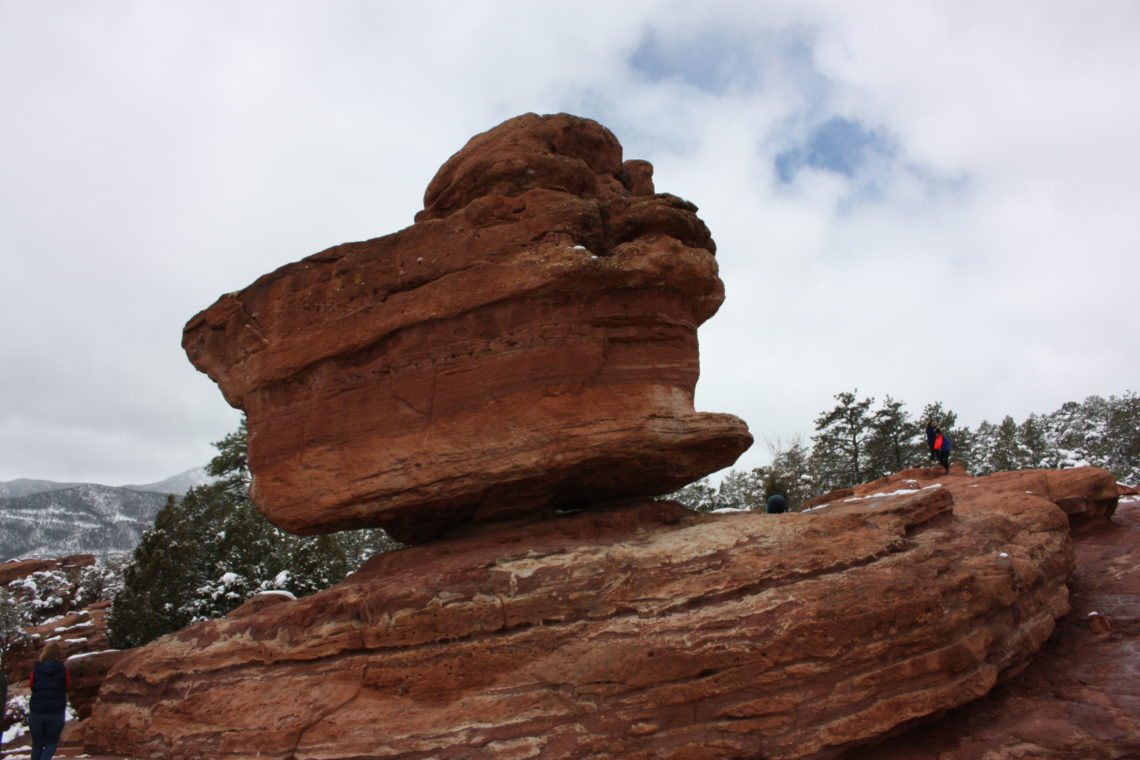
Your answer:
182,113 -> 750,543
84,468 -> 1094,760
851,492 -> 1139,760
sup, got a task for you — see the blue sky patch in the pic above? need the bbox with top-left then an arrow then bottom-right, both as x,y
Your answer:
775,117 -> 894,183
630,26 -> 764,94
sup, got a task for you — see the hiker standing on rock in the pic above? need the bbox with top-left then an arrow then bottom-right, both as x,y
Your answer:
925,419 -> 938,462
27,641 -> 69,760
932,427 -> 952,474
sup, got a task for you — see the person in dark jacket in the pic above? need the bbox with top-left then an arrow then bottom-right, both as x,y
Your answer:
925,419 -> 938,462
28,640 -> 69,760
765,494 -> 788,514
932,427 -> 952,474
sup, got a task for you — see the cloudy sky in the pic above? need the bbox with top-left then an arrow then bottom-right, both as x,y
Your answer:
2,0 -> 1138,486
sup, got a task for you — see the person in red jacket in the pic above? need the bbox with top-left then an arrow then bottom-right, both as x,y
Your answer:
932,427 -> 952,474
27,641 -> 69,760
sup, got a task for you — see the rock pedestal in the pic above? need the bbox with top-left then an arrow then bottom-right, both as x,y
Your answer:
81,467 -> 1111,760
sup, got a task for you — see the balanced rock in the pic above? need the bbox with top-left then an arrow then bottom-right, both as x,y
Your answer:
84,467 -> 1107,760
182,113 -> 751,543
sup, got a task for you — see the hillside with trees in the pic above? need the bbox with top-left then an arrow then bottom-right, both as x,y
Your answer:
672,390 -> 1140,512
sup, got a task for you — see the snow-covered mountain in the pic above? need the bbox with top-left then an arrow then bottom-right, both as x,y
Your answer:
122,467 -> 215,496
0,478 -> 89,500
0,469 -> 211,562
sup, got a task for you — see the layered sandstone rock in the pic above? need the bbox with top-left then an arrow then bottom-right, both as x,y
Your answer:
806,464 -> 1119,526
182,113 -> 751,543
67,646 -> 129,721
856,490 -> 1140,760
84,467 -> 1100,760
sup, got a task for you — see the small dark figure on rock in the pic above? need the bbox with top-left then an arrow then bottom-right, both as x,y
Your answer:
765,494 -> 787,514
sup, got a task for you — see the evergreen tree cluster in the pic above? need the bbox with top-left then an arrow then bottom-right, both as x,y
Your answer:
107,421 -> 401,649
670,390 -> 1140,513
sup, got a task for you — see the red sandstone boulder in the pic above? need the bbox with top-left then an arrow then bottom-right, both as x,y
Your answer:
183,113 -> 751,543
85,469 -> 1081,760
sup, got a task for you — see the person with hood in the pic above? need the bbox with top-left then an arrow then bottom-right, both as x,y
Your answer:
925,419 -> 938,462
27,640 -> 69,760
765,494 -> 788,514
932,427 -> 952,474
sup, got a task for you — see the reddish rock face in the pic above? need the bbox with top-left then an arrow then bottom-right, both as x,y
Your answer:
67,646 -> 128,721
853,489 -> 1139,760
806,464 -> 1119,527
183,113 -> 751,543
84,468 -> 1102,760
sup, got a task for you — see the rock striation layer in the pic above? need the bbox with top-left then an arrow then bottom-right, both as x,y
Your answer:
83,467 -> 1112,760
182,113 -> 751,543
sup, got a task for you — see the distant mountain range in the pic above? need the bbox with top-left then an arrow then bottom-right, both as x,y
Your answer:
0,468 -> 213,562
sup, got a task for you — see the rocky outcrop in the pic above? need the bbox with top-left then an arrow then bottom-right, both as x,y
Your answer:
2,554 -> 104,684
83,467 -> 1097,760
68,646 -> 130,721
853,492 -> 1140,760
182,113 -> 751,544
0,553 -> 95,586
5,600 -> 111,693
806,465 -> 1118,527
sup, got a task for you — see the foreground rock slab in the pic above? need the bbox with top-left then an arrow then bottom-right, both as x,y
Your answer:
84,469 -> 1101,760
852,490 -> 1139,760
182,113 -> 751,543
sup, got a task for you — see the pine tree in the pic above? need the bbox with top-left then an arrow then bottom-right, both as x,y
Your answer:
864,395 -> 915,478
108,418 -> 402,649
1104,391 -> 1140,482
0,588 -> 32,675
991,415 -> 1023,472
106,485 -> 245,648
811,390 -> 875,492
970,420 -> 997,474
715,468 -> 766,510
1019,414 -> 1052,469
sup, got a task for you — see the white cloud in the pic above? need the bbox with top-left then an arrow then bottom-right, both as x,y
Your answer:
2,0 -> 1137,484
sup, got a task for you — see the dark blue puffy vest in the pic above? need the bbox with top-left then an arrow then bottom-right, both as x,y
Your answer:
30,659 -> 68,714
